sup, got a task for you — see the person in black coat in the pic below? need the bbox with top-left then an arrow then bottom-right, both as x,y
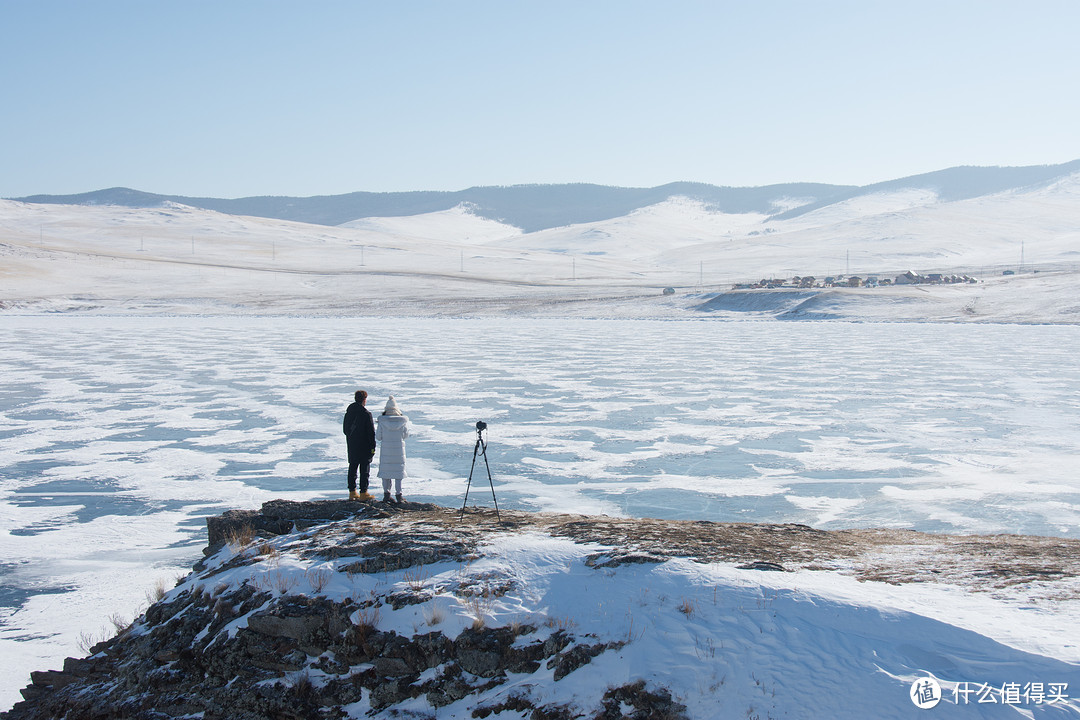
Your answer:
342,390 -> 376,500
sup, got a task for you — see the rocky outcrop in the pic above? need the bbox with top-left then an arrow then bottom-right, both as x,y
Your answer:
3,501 -> 688,720
8,499 -> 1077,719
204,498 -> 434,548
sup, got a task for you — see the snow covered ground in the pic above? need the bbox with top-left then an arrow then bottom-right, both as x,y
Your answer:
2,317 -> 1079,713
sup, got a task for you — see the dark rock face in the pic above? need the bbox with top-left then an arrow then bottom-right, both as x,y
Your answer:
595,680 -> 689,719
4,590 -> 637,718
204,498 -> 435,548
4,501 -> 688,720
470,679 -> 688,720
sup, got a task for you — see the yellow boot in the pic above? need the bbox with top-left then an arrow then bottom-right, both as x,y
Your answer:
348,489 -> 361,501
357,491 -> 374,501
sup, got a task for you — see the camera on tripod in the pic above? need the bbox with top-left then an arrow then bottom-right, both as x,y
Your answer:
475,420 -> 487,432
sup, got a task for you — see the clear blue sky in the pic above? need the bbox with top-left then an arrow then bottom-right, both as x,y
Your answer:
2,0 -> 1079,198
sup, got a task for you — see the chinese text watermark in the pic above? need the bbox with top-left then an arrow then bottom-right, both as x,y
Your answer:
911,679 -> 1070,708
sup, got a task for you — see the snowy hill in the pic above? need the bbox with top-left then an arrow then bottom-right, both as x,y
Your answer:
12,160 -> 1080,232
489,196 -> 770,259
6,501 -> 1079,719
2,162 -> 1080,322
339,203 -> 521,244
768,160 -> 1080,221
10,181 -> 850,233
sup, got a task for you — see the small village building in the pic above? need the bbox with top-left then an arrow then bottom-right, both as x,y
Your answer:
895,271 -> 921,285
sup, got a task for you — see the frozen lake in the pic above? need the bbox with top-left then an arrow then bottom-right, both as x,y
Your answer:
2,316 -> 1080,707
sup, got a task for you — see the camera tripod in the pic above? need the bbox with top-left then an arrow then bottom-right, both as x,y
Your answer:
460,421 -> 501,522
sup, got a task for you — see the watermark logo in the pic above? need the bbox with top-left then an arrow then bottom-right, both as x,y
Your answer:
911,678 -> 1070,709
911,678 -> 942,709
953,681 -> 1070,705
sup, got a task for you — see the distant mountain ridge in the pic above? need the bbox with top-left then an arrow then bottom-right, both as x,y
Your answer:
11,160 -> 1080,233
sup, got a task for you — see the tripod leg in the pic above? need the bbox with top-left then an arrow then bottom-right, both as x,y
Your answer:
481,444 -> 501,522
460,438 -> 481,520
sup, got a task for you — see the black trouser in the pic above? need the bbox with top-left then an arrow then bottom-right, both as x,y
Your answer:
348,459 -> 371,493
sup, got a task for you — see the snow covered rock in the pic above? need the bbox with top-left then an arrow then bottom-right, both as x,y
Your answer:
4,502 -> 1079,719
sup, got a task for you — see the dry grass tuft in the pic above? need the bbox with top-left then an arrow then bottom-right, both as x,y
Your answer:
145,577 -> 169,605
213,597 -> 232,620
544,615 -> 577,631
107,612 -> 133,638
305,567 -> 333,593
423,603 -> 445,626
270,570 -> 298,595
678,597 -> 697,618
356,605 -> 381,631
465,596 -> 494,630
349,605 -> 382,647
224,524 -> 255,548
76,628 -> 109,655
289,670 -> 315,702
403,564 -> 429,592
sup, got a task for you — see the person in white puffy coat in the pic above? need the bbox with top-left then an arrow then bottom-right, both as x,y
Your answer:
376,395 -> 410,503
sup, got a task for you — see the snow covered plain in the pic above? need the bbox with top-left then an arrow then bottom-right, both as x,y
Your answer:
3,171 -> 1080,320
2,174 -> 1080,714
